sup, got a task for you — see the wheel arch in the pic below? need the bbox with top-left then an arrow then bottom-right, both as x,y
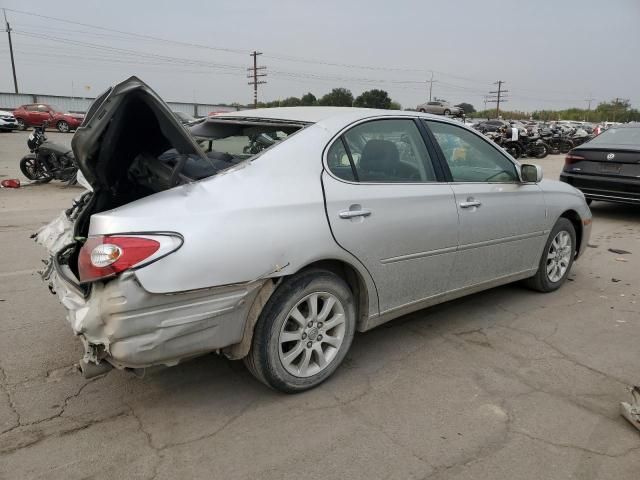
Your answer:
294,259 -> 371,331
224,258 -> 372,361
559,209 -> 583,255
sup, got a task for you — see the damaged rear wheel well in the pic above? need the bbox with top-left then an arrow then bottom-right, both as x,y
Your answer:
224,259 -> 369,361
297,260 -> 369,329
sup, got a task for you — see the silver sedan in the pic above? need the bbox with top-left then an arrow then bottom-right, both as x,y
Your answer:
37,77 -> 592,392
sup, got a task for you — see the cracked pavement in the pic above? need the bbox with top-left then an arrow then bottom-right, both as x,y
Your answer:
1,131 -> 639,479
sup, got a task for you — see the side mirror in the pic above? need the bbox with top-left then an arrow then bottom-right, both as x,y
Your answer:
521,163 -> 543,183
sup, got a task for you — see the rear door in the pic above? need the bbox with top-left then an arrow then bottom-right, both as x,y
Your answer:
424,120 -> 548,289
23,105 -> 39,125
322,117 -> 459,316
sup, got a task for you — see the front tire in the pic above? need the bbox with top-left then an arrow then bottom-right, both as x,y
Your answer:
20,155 -> 51,182
443,109 -> 451,115
57,121 -> 70,133
16,118 -> 26,130
525,218 -> 576,292
244,270 -> 356,393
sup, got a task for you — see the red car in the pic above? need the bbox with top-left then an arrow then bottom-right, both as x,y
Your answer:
13,104 -> 84,133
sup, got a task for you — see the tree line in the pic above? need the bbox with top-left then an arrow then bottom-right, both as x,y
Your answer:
476,99 -> 640,122
255,88 -> 401,110
242,89 -> 638,123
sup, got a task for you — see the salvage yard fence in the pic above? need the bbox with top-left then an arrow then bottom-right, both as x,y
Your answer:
0,92 -> 239,117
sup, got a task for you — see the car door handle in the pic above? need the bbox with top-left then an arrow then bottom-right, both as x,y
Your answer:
459,199 -> 482,208
339,208 -> 372,219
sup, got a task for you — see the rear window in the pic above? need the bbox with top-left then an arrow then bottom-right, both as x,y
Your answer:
590,127 -> 640,146
190,120 -> 304,160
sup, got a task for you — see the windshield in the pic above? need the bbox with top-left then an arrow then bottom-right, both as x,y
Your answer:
590,126 -> 640,146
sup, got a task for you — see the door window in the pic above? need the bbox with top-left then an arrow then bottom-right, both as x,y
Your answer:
327,119 -> 436,183
37,105 -> 50,112
425,120 -> 518,183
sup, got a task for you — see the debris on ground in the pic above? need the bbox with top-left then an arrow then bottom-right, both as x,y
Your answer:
609,248 -> 631,255
0,178 -> 20,188
612,278 -> 621,283
616,257 -> 629,262
621,386 -> 640,432
587,243 -> 599,248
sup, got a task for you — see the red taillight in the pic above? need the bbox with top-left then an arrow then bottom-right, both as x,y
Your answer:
78,236 -> 160,283
565,154 -> 585,166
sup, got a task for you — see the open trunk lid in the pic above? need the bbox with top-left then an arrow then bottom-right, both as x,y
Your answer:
71,75 -> 208,191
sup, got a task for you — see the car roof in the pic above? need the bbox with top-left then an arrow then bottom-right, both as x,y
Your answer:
214,106 -> 421,124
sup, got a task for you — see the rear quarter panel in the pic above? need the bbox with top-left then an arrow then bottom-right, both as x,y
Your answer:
87,122 -> 379,314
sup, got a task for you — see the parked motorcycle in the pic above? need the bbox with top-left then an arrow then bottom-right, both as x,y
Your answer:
485,129 -> 522,159
539,128 -> 573,154
520,132 -> 549,159
19,122 -> 77,184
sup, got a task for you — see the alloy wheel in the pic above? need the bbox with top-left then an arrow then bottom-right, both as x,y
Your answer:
278,292 -> 346,378
546,230 -> 572,282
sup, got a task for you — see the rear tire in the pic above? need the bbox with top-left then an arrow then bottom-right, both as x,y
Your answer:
57,121 -> 70,133
535,143 -> 549,159
16,118 -> 26,131
244,270 -> 356,393
559,140 -> 573,154
525,218 -> 576,292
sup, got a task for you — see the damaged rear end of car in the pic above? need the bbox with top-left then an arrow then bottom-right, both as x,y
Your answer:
34,76 -> 298,377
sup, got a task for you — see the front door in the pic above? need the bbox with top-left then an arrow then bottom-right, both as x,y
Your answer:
322,118 -> 459,316
424,120 -> 548,289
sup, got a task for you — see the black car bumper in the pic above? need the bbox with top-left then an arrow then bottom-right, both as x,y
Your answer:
560,172 -> 640,205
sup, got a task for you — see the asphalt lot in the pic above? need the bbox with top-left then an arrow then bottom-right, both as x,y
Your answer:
1,129 -> 639,479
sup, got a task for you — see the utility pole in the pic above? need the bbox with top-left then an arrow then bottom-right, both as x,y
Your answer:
487,80 -> 508,118
247,51 -> 266,109
3,9 -> 18,93
584,96 -> 595,122
427,72 -> 437,102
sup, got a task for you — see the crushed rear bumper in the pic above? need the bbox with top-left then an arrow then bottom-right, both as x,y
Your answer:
43,255 -> 265,369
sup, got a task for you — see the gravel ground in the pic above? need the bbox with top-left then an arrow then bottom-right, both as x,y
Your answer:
1,129 -> 639,479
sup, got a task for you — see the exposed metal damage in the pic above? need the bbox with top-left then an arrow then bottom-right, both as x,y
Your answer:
621,386 -> 640,432
35,200 -> 271,378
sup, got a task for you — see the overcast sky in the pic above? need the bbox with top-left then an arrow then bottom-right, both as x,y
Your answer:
0,0 -> 638,111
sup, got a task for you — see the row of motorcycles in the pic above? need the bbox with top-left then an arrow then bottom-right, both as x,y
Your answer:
485,125 -> 594,159
19,121 -> 78,185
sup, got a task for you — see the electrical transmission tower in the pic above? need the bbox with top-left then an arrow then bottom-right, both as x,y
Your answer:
487,80 -> 508,117
247,51 -> 266,109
